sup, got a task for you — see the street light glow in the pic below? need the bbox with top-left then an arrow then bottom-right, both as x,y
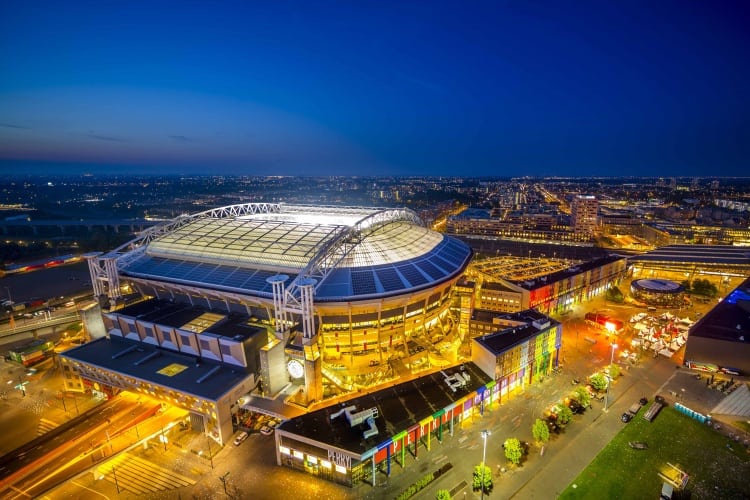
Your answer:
604,343 -> 618,411
480,429 -> 491,500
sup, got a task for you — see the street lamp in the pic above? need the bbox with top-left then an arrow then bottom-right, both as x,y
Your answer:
3,286 -> 11,305
604,343 -> 618,411
480,429 -> 491,500
219,472 -> 231,497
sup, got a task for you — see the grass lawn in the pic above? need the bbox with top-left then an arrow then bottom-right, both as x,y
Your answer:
559,406 -> 750,499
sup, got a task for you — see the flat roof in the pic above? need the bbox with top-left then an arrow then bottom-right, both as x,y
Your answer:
60,336 -> 251,401
277,362 -> 492,456
113,299 -> 265,342
517,255 -> 624,291
473,309 -> 558,354
629,245 -> 750,266
689,276 -> 750,344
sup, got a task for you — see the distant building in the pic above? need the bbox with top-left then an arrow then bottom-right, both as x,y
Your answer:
571,195 -> 598,237
467,255 -> 627,319
628,245 -> 750,277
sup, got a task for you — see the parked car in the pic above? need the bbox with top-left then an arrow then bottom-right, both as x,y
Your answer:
233,431 -> 249,446
260,425 -> 273,435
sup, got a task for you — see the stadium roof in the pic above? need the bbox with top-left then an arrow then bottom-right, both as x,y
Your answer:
114,203 -> 472,302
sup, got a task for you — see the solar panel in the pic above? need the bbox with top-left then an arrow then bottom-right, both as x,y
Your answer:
416,260 -> 445,280
183,263 -> 209,280
376,267 -> 405,292
351,270 -> 377,295
397,264 -> 429,287
222,270 -> 253,288
431,255 -> 456,273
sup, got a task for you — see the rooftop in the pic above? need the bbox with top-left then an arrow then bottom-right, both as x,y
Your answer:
629,245 -> 750,266
689,276 -> 750,344
60,335 -> 252,401
117,203 -> 472,302
473,309 -> 558,354
277,362 -> 491,456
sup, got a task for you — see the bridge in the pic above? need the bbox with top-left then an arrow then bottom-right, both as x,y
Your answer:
0,218 -> 163,236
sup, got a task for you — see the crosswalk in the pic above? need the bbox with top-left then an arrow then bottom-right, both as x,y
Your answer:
37,418 -> 58,435
97,453 -> 196,495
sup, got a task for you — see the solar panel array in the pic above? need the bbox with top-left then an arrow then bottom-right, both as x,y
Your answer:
351,270 -> 378,295
120,207 -> 472,301
122,255 -> 294,295
315,237 -> 472,300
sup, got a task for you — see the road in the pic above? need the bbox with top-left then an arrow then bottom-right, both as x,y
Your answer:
0,395 -> 171,499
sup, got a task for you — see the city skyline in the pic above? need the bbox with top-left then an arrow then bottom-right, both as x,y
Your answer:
1,1 -> 749,177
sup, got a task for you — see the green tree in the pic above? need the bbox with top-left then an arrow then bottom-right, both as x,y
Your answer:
532,418 -> 550,443
681,279 -> 692,291
589,373 -> 608,392
473,464 -> 493,493
556,404 -> 573,426
605,285 -> 625,303
573,386 -> 591,408
504,437 -> 523,465
693,279 -> 718,297
608,363 -> 621,380
436,489 -> 452,500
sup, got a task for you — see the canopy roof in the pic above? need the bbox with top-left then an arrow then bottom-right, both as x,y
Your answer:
117,203 -> 472,301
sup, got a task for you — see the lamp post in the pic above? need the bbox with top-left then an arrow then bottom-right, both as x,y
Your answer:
4,286 -> 11,305
480,429 -> 490,500
219,472 -> 230,497
205,432 -> 215,469
604,343 -> 618,411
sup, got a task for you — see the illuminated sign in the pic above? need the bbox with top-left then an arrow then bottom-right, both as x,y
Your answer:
157,363 -> 188,377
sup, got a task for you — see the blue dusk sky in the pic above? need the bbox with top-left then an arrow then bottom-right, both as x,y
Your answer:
0,1 -> 748,177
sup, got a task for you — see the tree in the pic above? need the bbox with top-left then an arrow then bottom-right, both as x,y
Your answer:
608,363 -> 621,380
573,386 -> 591,408
589,373 -> 608,392
605,285 -> 625,303
436,489 -> 452,500
504,437 -> 523,465
692,279 -> 718,297
556,405 -> 573,426
532,418 -> 550,443
473,464 -> 493,493
681,279 -> 692,291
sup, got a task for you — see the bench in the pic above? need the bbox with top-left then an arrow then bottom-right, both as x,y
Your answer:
642,401 -> 664,422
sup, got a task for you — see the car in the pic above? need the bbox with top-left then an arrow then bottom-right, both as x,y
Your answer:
268,419 -> 280,428
621,412 -> 632,423
260,425 -> 273,435
233,431 -> 249,446
639,396 -> 648,406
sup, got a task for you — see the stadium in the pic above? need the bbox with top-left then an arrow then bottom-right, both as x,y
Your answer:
67,203 -> 472,444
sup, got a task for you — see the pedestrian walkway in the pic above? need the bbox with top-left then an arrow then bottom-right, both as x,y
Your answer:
97,452 -> 196,495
